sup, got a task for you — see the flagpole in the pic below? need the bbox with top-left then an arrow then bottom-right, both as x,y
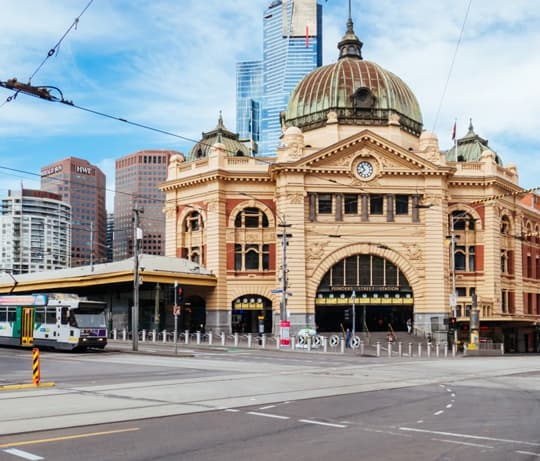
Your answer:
452,119 -> 458,161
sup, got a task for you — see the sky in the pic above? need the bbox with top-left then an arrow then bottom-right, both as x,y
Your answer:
0,0 -> 539,212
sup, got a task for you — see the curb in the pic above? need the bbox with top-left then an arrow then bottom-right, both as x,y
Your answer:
0,382 -> 55,391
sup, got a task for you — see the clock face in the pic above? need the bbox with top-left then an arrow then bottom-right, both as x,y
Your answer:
356,160 -> 374,179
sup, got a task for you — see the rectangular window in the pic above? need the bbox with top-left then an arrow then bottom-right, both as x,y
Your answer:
45,309 -> 56,324
395,195 -> 409,215
369,195 -> 383,215
344,194 -> 358,214
318,194 -> 332,214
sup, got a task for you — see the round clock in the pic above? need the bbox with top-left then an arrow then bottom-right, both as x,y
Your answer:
356,160 -> 374,179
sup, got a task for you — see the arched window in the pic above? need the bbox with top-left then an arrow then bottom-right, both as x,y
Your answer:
181,210 -> 204,265
233,206 -> 271,272
235,207 -> 269,228
185,211 -> 202,232
450,211 -> 477,273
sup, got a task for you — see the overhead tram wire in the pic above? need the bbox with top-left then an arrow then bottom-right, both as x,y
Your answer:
0,0 -> 95,109
431,0 -> 472,132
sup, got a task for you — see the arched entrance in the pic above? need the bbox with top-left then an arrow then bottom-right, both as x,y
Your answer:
315,254 -> 413,333
231,295 -> 272,334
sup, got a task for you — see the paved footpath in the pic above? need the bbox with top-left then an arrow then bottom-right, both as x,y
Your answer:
1,344 -> 538,436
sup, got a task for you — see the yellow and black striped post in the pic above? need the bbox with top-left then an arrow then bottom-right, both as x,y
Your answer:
32,348 -> 40,386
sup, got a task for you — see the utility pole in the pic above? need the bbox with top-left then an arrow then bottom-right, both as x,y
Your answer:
449,217 -> 458,347
277,214 -> 291,321
132,202 -> 144,351
351,290 -> 356,336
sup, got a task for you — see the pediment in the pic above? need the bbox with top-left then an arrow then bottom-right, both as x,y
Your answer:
278,130 -> 444,177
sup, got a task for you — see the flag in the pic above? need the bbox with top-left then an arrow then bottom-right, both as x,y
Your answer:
451,121 -> 456,141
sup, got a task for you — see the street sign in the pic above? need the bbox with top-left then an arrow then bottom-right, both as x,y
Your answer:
271,289 -> 283,294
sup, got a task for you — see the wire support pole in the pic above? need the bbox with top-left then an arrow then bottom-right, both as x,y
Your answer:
132,202 -> 144,351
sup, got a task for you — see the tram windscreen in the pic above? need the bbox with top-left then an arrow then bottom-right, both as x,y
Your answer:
73,303 -> 107,328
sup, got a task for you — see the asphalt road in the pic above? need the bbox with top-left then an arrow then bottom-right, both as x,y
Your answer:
0,346 -> 539,460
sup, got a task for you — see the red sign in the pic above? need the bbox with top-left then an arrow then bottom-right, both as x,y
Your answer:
280,320 -> 290,346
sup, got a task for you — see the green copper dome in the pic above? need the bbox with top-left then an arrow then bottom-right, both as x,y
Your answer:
284,17 -> 423,136
188,112 -> 252,161
446,120 -> 502,165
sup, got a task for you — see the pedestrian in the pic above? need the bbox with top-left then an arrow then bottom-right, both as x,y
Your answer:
406,318 -> 412,335
345,328 -> 352,348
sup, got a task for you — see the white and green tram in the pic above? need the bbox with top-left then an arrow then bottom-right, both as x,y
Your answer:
0,293 -> 107,351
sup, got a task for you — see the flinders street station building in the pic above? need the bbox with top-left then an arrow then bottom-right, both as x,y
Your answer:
161,16 -> 540,353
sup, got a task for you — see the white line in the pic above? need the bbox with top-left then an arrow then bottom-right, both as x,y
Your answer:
447,388 -> 453,392
417,420 -> 424,424
434,410 -> 444,415
400,427 -> 540,447
451,393 -> 456,398
446,404 -> 453,408
224,408 -> 239,412
516,450 -> 540,457
247,411 -> 290,420
299,419 -> 347,428
259,405 -> 276,410
4,448 -> 44,460
432,438 -> 494,449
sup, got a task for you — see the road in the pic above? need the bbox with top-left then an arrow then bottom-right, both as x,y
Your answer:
0,345 -> 539,460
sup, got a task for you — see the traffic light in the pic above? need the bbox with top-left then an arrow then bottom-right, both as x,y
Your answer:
177,286 -> 184,304
448,317 -> 457,328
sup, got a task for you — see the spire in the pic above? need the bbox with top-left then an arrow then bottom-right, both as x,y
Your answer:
337,0 -> 363,60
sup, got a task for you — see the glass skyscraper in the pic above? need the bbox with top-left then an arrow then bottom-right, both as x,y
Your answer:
236,0 -> 322,156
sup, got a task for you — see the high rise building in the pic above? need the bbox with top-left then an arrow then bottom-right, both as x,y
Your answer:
236,0 -> 323,156
113,150 -> 175,261
0,188 -> 71,274
41,157 -> 107,267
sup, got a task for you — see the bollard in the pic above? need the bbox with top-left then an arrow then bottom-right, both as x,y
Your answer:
291,336 -> 296,350
196,331 -> 201,345
221,332 -> 226,346
360,340 -> 364,355
418,343 -> 422,357
452,344 -> 456,357
162,329 -> 167,343
142,329 -> 146,342
247,333 -> 252,348
376,341 -> 381,357
444,342 -> 448,357
427,343 -> 431,358
208,332 -> 213,345
307,336 -> 312,352
185,330 -> 189,345
261,334 -> 266,349
122,328 -> 127,341
388,342 -> 392,357
234,333 -> 239,347
152,329 -> 156,343
435,343 -> 440,357
398,342 -> 402,357
500,343 -> 504,355
113,329 -> 117,340
408,342 -> 413,357
276,335 -> 281,350
32,348 -> 40,385
323,336 -> 328,353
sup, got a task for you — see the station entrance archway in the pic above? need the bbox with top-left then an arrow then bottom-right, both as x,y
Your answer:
315,254 -> 413,333
231,295 -> 272,334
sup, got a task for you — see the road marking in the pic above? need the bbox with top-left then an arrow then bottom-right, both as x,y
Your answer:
247,412 -> 290,420
446,404 -> 453,408
224,409 -> 240,412
417,420 -> 424,424
516,450 -> 540,457
0,428 -> 140,449
400,427 -> 540,447
259,405 -> 276,410
451,393 -> 456,398
434,410 -> 444,415
432,438 -> 494,449
3,448 -> 43,460
299,419 -> 347,428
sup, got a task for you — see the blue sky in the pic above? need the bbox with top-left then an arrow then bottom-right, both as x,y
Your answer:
1,0 -> 539,211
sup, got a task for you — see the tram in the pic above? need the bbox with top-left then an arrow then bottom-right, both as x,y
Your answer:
0,293 -> 107,351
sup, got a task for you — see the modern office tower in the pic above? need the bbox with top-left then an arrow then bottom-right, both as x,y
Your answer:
113,150 -> 175,261
106,213 -> 114,263
236,60 -> 263,150
0,188 -> 71,274
236,0 -> 322,156
41,157 -> 107,267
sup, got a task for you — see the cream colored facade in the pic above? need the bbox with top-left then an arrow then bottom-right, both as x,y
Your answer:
161,16 -> 540,352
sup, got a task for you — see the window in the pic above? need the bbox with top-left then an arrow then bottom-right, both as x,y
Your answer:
185,211 -> 202,232
395,195 -> 409,215
317,194 -> 332,214
370,195 -> 383,215
344,194 -> 358,214
235,244 -> 269,271
235,207 -> 269,228
45,309 -> 56,324
455,246 -> 475,272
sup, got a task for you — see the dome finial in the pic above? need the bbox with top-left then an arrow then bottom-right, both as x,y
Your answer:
338,0 -> 363,60
468,118 -> 474,134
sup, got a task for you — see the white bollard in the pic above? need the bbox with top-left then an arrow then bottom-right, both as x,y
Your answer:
427,343 -> 431,357
376,341 -> 381,357
221,332 -> 226,346
261,334 -> 266,349
323,336 -> 328,353
113,329 -> 117,340
501,343 -> 505,355
444,342 -> 448,357
276,335 -> 281,350
418,343 -> 422,357
388,342 -> 392,357
122,328 -> 127,341
234,333 -> 239,347
185,330 -> 189,345
435,343 -> 440,357
307,336 -> 312,352
162,329 -> 167,343
408,342 -> 413,357
291,336 -> 296,350
142,330 -> 146,342
152,329 -> 156,342
452,344 -> 457,357
340,338 -> 345,354
247,333 -> 252,348
360,340 -> 365,355
208,332 -> 213,345
196,331 -> 201,345
398,342 -> 402,356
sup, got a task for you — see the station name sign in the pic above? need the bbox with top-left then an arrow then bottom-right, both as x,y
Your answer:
74,165 -> 94,175
41,165 -> 63,177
